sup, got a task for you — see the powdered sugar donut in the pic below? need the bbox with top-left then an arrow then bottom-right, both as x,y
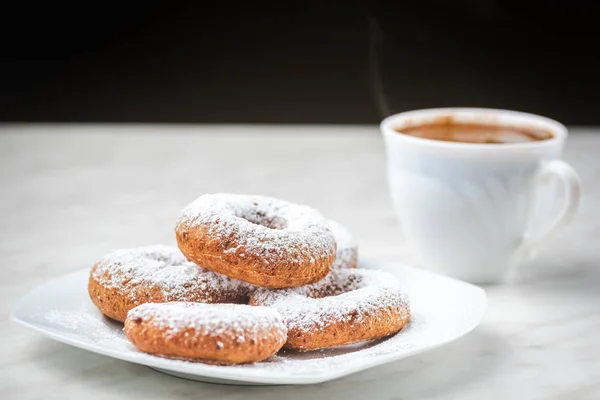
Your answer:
249,269 -> 410,350
124,302 -> 287,364
175,194 -> 337,288
89,245 -> 251,322
328,220 -> 358,270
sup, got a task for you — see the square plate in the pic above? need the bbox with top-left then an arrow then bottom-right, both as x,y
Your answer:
11,260 -> 486,385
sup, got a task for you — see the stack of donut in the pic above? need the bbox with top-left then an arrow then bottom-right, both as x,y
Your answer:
89,193 -> 410,364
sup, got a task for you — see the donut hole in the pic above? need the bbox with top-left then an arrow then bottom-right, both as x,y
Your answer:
146,252 -> 189,267
237,207 -> 288,230
304,275 -> 364,299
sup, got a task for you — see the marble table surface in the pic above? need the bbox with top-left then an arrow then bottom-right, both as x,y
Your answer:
2,124 -> 599,400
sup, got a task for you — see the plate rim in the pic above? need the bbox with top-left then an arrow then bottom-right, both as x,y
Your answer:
11,261 -> 487,385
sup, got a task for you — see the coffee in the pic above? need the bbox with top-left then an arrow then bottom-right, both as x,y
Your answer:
381,108 -> 579,283
396,119 -> 554,144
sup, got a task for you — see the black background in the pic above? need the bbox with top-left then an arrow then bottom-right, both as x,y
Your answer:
1,1 -> 598,124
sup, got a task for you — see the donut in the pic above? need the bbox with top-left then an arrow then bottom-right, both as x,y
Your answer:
89,245 -> 251,322
249,268 -> 410,350
124,302 -> 287,364
328,220 -> 358,270
175,193 -> 337,288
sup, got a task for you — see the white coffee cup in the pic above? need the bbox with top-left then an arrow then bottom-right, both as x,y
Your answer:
380,108 -> 581,284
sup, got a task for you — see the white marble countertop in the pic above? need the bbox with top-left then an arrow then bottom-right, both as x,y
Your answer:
2,124 -> 599,399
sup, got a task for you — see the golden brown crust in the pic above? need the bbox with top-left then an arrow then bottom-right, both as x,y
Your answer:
124,322 -> 284,364
249,268 -> 411,350
88,246 -> 251,323
88,272 -> 249,323
89,274 -> 135,322
176,222 -> 335,288
123,303 -> 287,364
283,306 -> 409,350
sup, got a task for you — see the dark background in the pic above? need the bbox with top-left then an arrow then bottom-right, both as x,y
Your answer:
1,1 -> 598,124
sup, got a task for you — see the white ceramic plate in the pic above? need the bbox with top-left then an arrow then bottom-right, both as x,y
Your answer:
11,260 -> 486,385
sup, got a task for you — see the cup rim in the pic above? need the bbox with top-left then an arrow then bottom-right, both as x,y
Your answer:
380,107 -> 567,151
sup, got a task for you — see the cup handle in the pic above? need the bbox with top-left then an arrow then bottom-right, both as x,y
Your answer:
519,160 -> 582,257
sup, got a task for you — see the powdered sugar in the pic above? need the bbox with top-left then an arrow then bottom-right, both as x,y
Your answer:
176,194 -> 336,265
251,269 -> 410,333
91,245 -> 251,301
328,220 -> 358,269
45,309 -> 128,343
44,305 -> 419,377
41,301 -> 422,379
127,302 -> 287,342
248,318 -> 420,373
19,261 -> 485,383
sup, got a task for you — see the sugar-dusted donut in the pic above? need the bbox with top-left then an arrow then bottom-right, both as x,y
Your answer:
175,194 -> 337,288
124,302 -> 287,364
88,245 -> 251,322
328,220 -> 358,270
249,268 -> 410,350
